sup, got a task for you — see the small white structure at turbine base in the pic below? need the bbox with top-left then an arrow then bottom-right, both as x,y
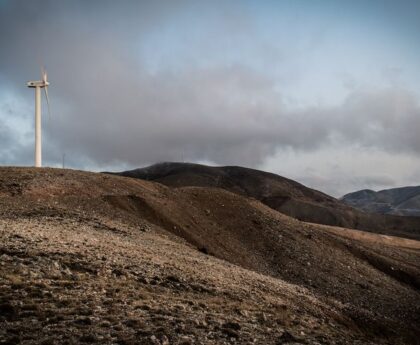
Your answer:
27,69 -> 50,168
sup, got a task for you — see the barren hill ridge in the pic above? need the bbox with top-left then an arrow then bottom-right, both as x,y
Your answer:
113,162 -> 420,240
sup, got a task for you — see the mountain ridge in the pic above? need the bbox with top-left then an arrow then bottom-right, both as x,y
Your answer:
342,185 -> 420,216
111,162 -> 420,240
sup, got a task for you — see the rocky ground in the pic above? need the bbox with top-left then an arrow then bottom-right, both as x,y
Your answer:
0,167 -> 419,344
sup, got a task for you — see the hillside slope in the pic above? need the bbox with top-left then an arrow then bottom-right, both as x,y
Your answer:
113,162 -> 420,240
0,167 -> 419,344
342,186 -> 420,216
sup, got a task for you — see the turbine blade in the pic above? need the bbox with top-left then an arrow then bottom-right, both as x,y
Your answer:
41,66 -> 47,84
44,86 -> 51,122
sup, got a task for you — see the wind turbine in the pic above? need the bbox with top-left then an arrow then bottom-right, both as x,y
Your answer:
27,68 -> 51,167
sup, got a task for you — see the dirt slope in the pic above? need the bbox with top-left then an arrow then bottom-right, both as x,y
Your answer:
1,167 -> 420,345
113,162 -> 420,240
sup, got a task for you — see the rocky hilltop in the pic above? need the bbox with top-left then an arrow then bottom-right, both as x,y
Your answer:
342,186 -> 420,217
0,167 -> 419,344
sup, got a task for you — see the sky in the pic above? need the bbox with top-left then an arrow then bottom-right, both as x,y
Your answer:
1,0 -> 420,197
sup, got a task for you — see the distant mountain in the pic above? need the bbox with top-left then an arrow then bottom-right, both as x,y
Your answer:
342,186 -> 420,216
111,162 -> 420,240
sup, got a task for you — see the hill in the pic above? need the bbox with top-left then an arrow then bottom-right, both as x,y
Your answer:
342,186 -> 420,216
0,167 -> 419,344
113,162 -> 420,240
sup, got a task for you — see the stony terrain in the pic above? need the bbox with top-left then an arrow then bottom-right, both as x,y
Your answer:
342,186 -> 420,217
114,162 -> 420,240
1,167 -> 420,345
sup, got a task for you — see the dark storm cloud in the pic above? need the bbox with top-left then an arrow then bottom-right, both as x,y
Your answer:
47,64 -> 333,167
1,0 -> 420,170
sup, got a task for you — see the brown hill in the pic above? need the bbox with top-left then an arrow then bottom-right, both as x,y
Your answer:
114,162 -> 420,240
0,167 -> 419,344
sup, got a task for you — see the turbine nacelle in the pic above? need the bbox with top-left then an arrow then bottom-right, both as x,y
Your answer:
27,80 -> 49,88
27,67 -> 49,88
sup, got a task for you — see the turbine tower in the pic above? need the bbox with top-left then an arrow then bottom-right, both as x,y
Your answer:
27,68 -> 50,167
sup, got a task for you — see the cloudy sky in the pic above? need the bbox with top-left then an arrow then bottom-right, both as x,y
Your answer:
1,0 -> 420,196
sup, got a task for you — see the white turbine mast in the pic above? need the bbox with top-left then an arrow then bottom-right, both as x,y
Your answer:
27,67 -> 51,167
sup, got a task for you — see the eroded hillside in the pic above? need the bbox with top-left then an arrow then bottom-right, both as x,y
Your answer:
1,167 -> 419,345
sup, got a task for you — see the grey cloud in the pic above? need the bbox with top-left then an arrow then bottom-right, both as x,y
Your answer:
0,123 -> 14,162
356,175 -> 397,189
48,77 -> 420,169
297,173 -> 397,198
331,88 -> 420,154
1,1 -> 420,172
0,120 -> 32,165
